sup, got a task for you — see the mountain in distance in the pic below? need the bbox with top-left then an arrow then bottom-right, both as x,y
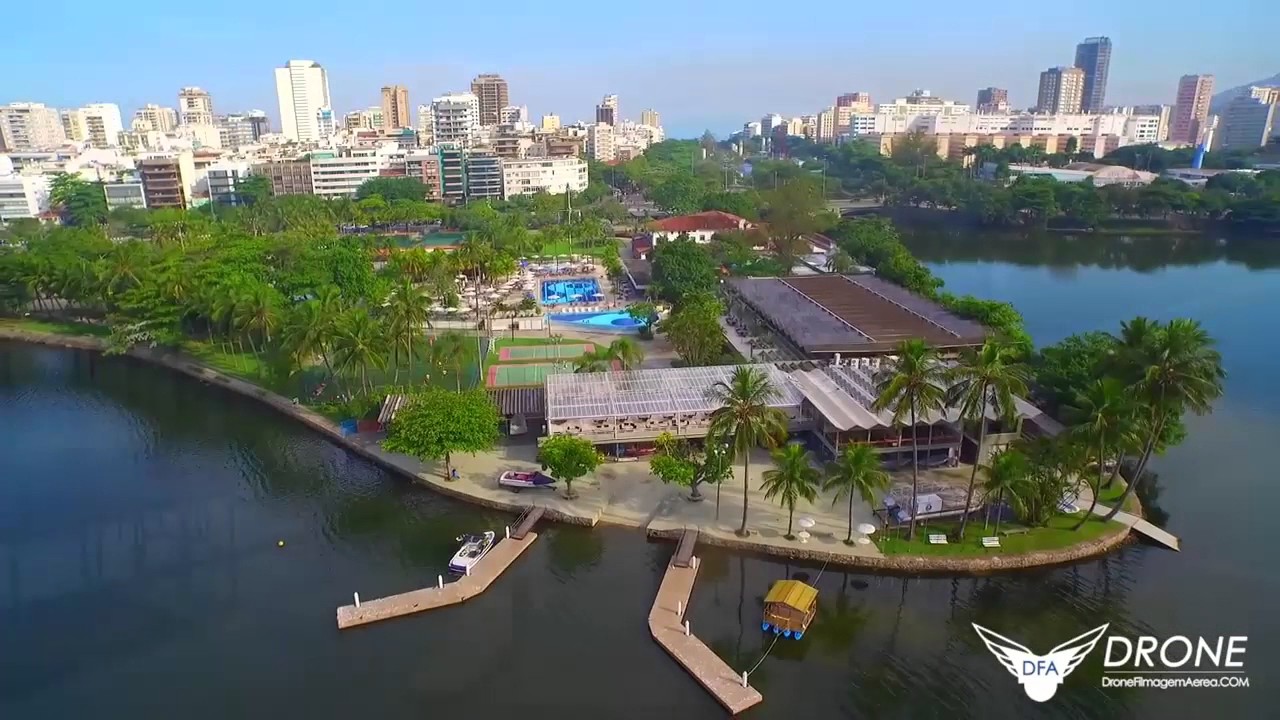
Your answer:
1210,73 -> 1280,113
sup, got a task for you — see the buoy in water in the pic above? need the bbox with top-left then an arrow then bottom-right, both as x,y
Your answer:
277,540 -> 285,547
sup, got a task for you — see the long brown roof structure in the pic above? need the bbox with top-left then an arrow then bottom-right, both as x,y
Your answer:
727,274 -> 987,356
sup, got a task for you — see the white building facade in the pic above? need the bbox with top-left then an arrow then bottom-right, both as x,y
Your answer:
431,93 -> 480,148
133,104 -> 178,133
308,146 -> 392,198
178,87 -> 215,126
502,157 -> 588,198
587,123 -> 615,161
0,103 -> 66,151
274,60 -> 332,143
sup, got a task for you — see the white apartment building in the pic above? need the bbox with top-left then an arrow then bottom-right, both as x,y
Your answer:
500,105 -> 529,124
178,87 -> 215,126
344,107 -> 384,131
502,156 -> 588,198
133,104 -> 178,133
587,123 -> 615,161
80,103 -> 124,148
431,93 -> 481,147
0,103 -> 67,151
0,157 -> 51,220
104,181 -> 147,210
61,110 -> 89,143
760,113 -> 784,135
275,60 -> 332,143
308,146 -> 393,198
876,90 -> 970,118
850,111 -> 1163,146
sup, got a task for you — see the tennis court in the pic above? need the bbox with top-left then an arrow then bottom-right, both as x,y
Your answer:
487,362 -> 576,387
497,343 -> 594,362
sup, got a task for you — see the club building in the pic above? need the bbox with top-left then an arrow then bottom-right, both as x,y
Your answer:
541,273 -> 1059,466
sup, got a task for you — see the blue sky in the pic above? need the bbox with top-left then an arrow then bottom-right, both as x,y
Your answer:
5,0 -> 1275,138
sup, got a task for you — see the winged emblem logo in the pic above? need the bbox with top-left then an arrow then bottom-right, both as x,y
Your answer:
972,623 -> 1110,702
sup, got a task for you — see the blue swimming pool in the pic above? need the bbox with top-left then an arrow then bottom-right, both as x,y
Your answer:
549,311 -> 642,332
541,277 -> 601,306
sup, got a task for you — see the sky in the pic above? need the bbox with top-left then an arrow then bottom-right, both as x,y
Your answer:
4,0 -> 1276,139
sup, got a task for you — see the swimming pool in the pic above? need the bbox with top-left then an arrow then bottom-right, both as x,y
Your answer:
549,311 -> 642,332
541,277 -> 601,306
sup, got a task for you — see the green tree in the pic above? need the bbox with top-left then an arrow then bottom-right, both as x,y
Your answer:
658,293 -> 725,367
824,248 -> 855,274
1103,318 -> 1224,520
331,310 -> 387,395
385,277 -> 431,383
823,444 -> 890,544
761,443 -> 820,539
873,339 -> 948,541
981,448 -> 1030,535
946,339 -> 1031,539
50,173 -> 108,227
649,236 -> 719,305
706,366 -> 789,536
356,177 -> 430,202
237,174 -> 273,206
626,301 -> 659,334
383,388 -> 500,480
574,337 -> 645,372
537,434 -> 603,499
434,330 -> 470,391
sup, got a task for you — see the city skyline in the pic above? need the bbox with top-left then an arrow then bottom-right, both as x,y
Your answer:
1,1 -> 1274,138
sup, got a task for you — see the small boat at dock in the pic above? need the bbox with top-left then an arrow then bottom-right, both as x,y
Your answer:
761,580 -> 818,639
448,531 -> 495,574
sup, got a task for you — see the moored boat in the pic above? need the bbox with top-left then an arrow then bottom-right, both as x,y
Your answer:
448,531 -> 496,574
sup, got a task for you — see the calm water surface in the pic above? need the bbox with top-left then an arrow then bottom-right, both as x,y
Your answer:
1,231 -> 1272,718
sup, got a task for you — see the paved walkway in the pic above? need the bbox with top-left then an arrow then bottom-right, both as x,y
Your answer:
1090,502 -> 1180,550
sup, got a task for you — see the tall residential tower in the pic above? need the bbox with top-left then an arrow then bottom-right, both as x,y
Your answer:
381,85 -> 410,130
1036,67 -> 1085,114
274,60 -> 332,142
469,74 -> 509,126
1170,74 -> 1215,145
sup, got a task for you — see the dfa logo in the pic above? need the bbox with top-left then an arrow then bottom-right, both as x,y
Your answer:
972,623 -> 1109,702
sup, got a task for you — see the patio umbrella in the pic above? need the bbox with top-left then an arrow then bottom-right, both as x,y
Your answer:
856,522 -> 877,536
798,517 -> 817,530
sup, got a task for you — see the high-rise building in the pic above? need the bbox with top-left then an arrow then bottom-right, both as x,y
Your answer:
1218,89 -> 1279,150
1128,104 -> 1173,142
975,87 -> 1009,114
274,60 -> 332,143
381,85 -> 410,130
587,123 -> 615,161
136,152 -> 196,208
470,74 -> 509,126
760,113 -> 784,136
0,103 -> 67,151
1170,74 -> 1215,144
61,110 -> 89,143
596,95 -> 619,126
133,104 -> 178,133
835,93 -> 873,111
431,92 -> 481,147
1037,67 -> 1085,114
178,87 -> 214,125
1073,37 -> 1112,113
77,103 -> 124,148
218,112 -> 270,149
541,114 -> 561,131
640,109 -> 661,128
817,107 -> 836,141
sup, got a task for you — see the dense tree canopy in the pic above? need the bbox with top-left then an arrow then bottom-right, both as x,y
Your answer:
383,388 -> 500,478
649,236 -> 719,305
356,177 -> 430,202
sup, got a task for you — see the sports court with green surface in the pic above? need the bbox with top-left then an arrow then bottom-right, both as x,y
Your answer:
485,338 -> 617,387
496,343 -> 593,361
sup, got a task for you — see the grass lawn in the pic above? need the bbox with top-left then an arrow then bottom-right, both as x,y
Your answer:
534,240 -> 615,258
877,513 -> 1124,557
0,318 -> 111,337
1096,479 -> 1141,513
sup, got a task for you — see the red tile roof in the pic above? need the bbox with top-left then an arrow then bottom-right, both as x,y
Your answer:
650,211 -> 751,233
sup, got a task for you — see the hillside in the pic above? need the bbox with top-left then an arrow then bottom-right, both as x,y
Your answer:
1210,73 -> 1280,113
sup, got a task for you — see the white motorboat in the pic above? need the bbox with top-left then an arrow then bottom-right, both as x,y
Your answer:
448,531 -> 496,574
498,470 -> 557,491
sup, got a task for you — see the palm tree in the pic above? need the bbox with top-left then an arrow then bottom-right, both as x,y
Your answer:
233,285 -> 281,358
436,331 -> 469,391
281,300 -> 335,378
331,311 -> 387,396
761,443 -> 820,539
1103,318 -> 1224,521
823,444 -> 890,544
606,337 -> 645,370
825,247 -> 855,274
981,448 -> 1029,535
386,277 -> 431,384
873,339 -> 948,541
573,347 -> 613,373
706,366 -> 789,536
946,339 -> 1031,539
1065,377 -> 1136,528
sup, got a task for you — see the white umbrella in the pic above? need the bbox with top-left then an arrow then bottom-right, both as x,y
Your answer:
856,522 -> 877,536
798,517 -> 817,530
796,530 -> 811,544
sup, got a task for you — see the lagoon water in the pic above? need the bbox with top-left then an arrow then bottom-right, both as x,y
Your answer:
1,232 -> 1273,719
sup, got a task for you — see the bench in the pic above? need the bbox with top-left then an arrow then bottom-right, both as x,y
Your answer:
928,534 -> 948,545
981,536 -> 1001,548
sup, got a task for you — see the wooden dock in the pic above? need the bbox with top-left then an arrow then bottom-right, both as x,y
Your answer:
1091,503 -> 1180,551
649,556 -> 763,715
336,532 -> 538,629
